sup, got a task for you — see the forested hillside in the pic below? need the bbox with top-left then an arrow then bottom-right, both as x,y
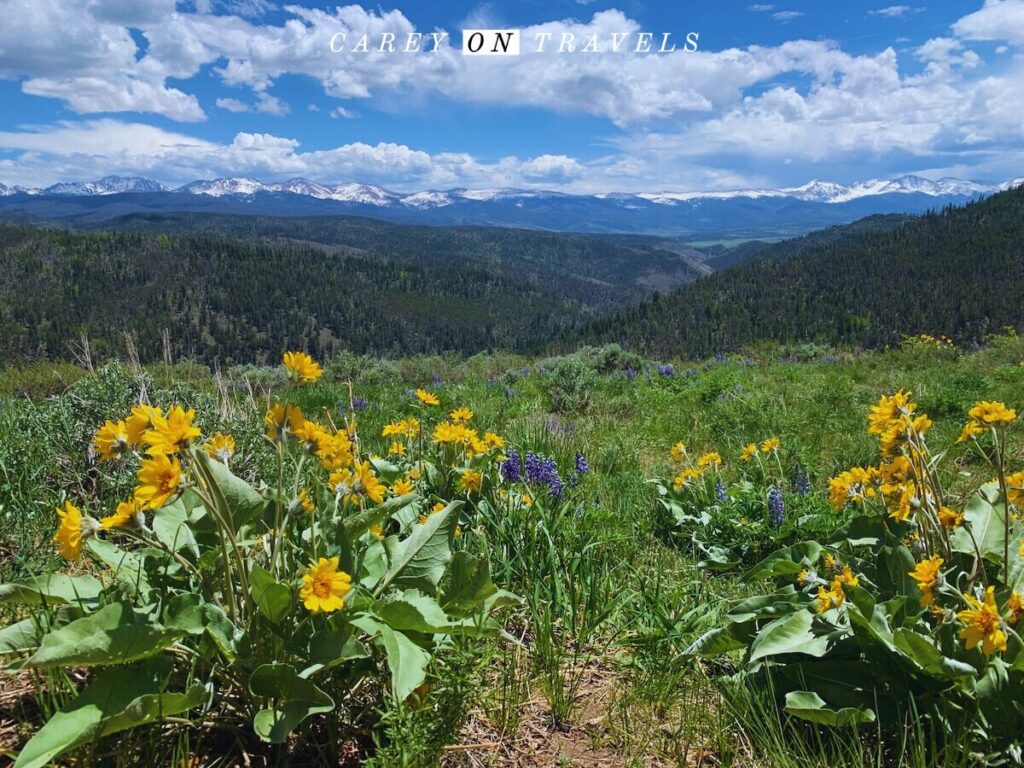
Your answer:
0,226 -> 594,363
579,186 -> 1024,356
72,212 -> 706,305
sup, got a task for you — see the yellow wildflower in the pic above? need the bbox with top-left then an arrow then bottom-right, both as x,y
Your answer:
670,442 -> 687,462
740,443 -> 757,461
294,420 -> 329,456
937,506 -> 964,530
93,419 -> 130,461
909,556 -> 943,607
817,585 -> 845,613
100,499 -> 142,530
868,390 -> 915,436
54,501 -> 96,561
391,477 -> 415,496
1007,593 -> 1024,626
316,430 -> 353,470
369,524 -> 385,541
968,401 -> 1016,428
291,489 -> 314,514
955,420 -> 985,444
282,351 -> 323,384
204,433 -> 236,463
483,432 -> 505,449
134,454 -> 182,510
432,501 -> 447,514
460,469 -> 483,494
415,389 -> 440,406
697,452 -> 723,471
433,421 -> 472,445
299,557 -> 351,613
957,587 -> 1007,654
329,460 -> 385,506
265,403 -> 303,441
143,405 -> 201,455
673,467 -> 702,491
125,404 -> 162,446
760,437 -> 780,454
450,406 -> 474,422
389,441 -> 406,456
1005,471 -> 1024,507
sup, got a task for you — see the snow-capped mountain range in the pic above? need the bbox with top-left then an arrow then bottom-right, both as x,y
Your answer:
0,173 -> 1021,237
1,173 -> 1019,206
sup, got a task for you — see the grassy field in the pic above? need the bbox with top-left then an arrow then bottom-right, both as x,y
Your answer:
2,336 -> 1023,767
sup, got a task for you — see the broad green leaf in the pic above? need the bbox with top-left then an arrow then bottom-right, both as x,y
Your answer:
379,501 -> 460,594
784,690 -> 876,726
892,628 -> 976,678
152,498 -> 200,557
250,566 -> 293,624
249,663 -> 335,743
163,594 -> 206,635
369,457 -> 402,482
0,573 -> 102,608
22,603 -> 183,669
197,451 -> 266,530
377,591 -> 451,633
307,626 -> 368,672
86,539 -> 152,598
342,493 -> 417,540
0,615 -> 54,655
727,586 -> 806,623
951,483 -> 1006,562
440,551 -> 498,616
14,656 -> 204,768
351,614 -> 430,702
747,542 -> 823,581
748,610 -> 829,662
684,627 -> 748,657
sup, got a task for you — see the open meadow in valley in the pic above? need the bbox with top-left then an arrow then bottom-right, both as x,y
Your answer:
3,336 -> 1024,766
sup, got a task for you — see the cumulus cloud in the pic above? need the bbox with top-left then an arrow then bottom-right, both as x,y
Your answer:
772,11 -> 804,22
953,0 -> 1024,45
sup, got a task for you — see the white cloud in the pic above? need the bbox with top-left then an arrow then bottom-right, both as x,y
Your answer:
330,106 -> 356,119
216,97 -> 250,112
748,4 -> 774,11
772,11 -> 804,22
953,0 -> 1024,45
869,6 -> 921,17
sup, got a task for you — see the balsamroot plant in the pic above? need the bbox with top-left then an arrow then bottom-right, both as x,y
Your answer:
690,391 -> 1024,759
1,353 -> 517,768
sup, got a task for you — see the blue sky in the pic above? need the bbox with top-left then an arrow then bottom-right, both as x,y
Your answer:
0,0 -> 1021,192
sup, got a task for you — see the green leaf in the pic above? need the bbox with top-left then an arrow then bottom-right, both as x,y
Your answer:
369,457 -> 402,482
892,629 -> 976,678
727,586 -> 806,623
249,663 -> 335,743
14,656 -> 204,768
197,451 -> 266,530
342,493 -> 417,540
439,551 -> 498,616
86,539 -> 152,598
379,501 -> 460,594
0,615 -> 54,655
748,610 -> 829,662
377,591 -> 452,633
307,626 -> 368,673
22,603 -> 183,669
249,566 -> 293,625
0,573 -> 102,608
747,542 -> 823,581
684,627 -> 749,657
784,690 -> 876,727
152,497 -> 200,557
351,614 -> 430,702
951,483 -> 1006,562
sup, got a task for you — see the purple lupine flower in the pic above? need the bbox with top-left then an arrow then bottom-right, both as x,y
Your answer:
574,452 -> 589,475
658,363 -> 675,377
624,366 -> 636,380
501,450 -> 522,483
792,467 -> 811,496
505,386 -> 514,400
715,352 -> 726,363
568,473 -> 579,489
716,479 -> 728,503
432,373 -> 443,387
524,452 -> 565,498
352,397 -> 368,411
768,486 -> 785,528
